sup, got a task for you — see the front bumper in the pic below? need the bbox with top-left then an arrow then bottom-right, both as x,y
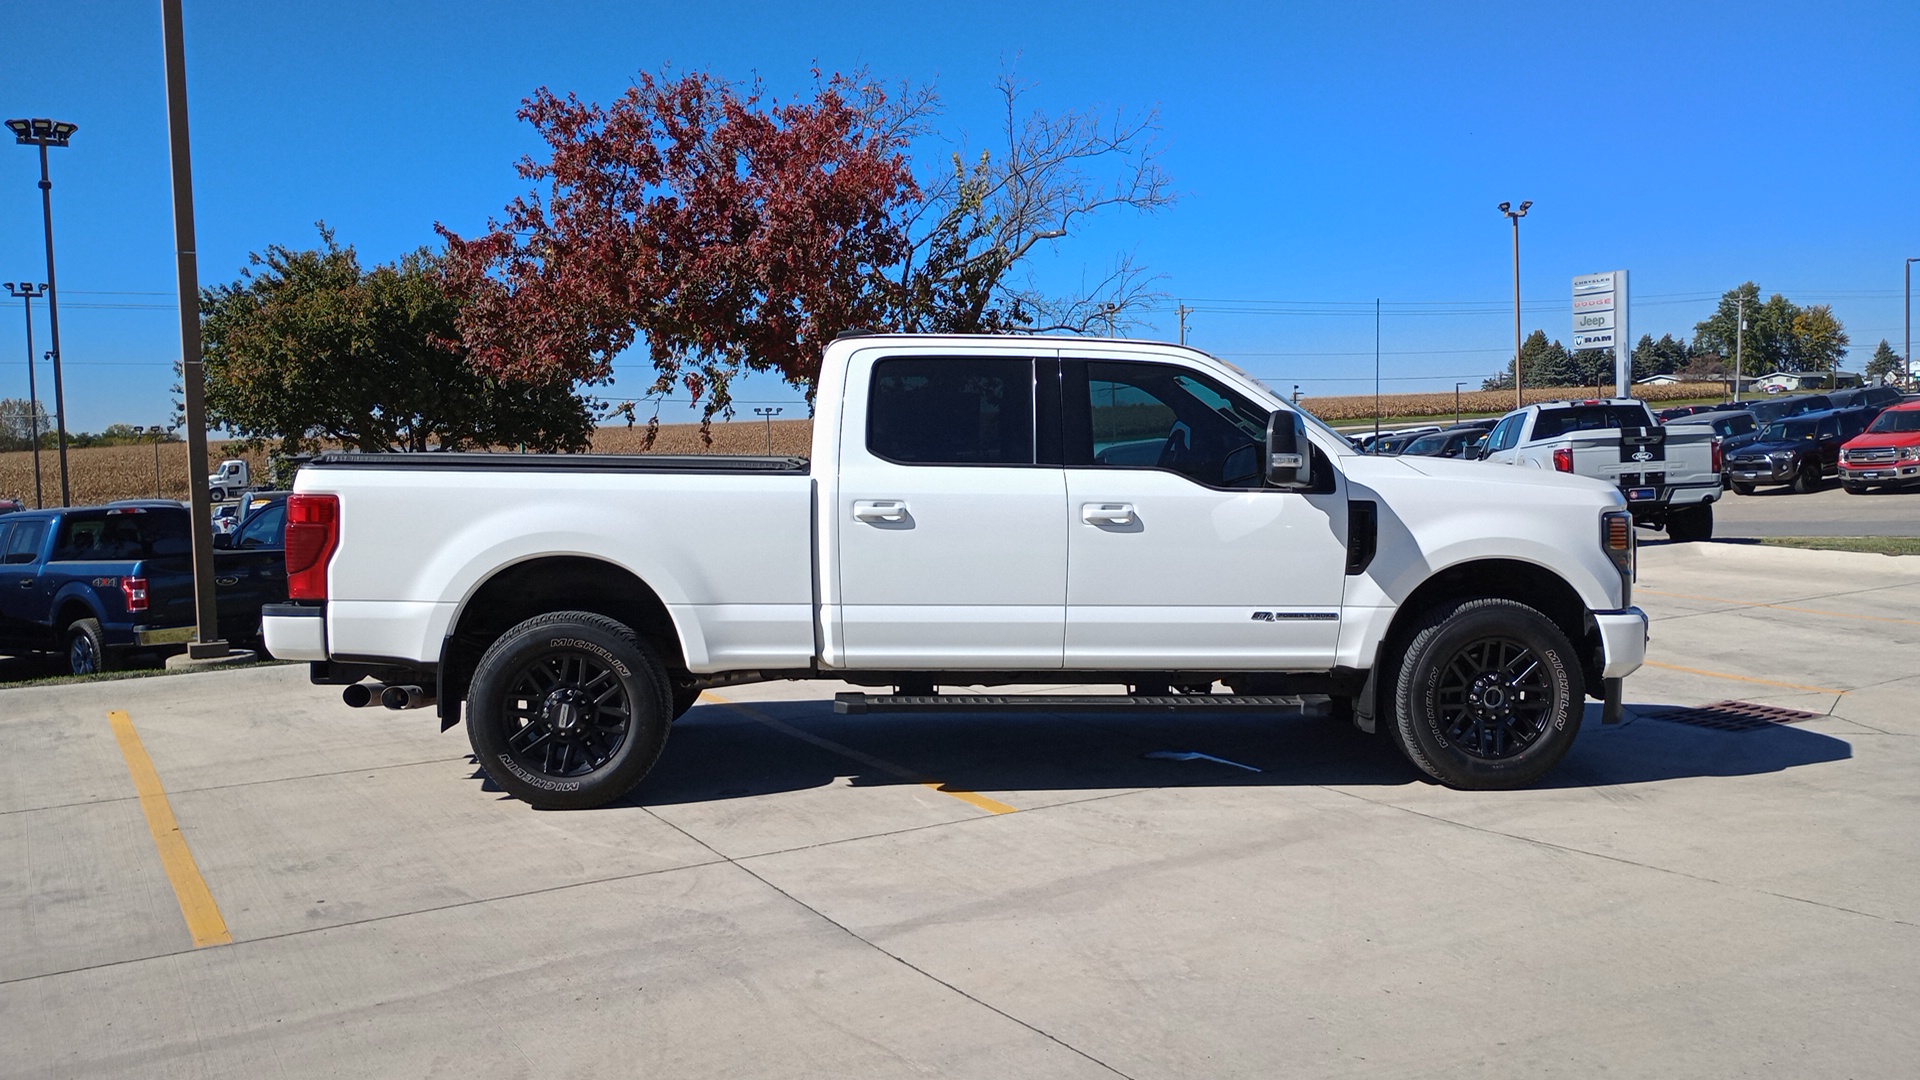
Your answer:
1594,608 -> 1648,679
262,603 -> 327,661
1728,459 -> 1796,484
1841,463 -> 1920,483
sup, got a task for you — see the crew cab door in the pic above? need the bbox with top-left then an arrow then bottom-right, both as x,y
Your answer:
1058,354 -> 1348,668
833,350 -> 1067,669
0,519 -> 52,649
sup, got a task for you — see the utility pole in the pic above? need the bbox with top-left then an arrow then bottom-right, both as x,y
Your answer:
1734,295 -> 1745,402
4,281 -> 47,507
1373,298 -> 1381,442
1455,382 -> 1465,425
162,0 -> 229,660
1906,258 -> 1917,387
754,407 -> 783,454
1499,201 -> 1532,410
1177,302 -> 1192,346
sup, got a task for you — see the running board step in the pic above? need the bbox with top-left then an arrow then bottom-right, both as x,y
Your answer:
834,693 -> 1304,715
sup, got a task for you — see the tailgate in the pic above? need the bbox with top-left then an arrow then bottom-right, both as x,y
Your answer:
1567,426 -> 1716,495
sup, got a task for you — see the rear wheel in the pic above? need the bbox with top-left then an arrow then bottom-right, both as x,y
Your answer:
1730,481 -> 1756,496
65,618 -> 112,676
1391,598 -> 1584,789
466,611 -> 672,809
1666,503 -> 1714,543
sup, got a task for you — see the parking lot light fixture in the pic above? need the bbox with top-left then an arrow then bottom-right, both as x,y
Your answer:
4,281 -> 48,508
8,117 -> 78,506
1499,201 -> 1532,410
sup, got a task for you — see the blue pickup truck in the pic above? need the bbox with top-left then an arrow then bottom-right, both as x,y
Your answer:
0,502 -> 202,673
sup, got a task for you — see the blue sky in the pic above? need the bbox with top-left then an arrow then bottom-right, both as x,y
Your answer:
2,0 -> 1916,430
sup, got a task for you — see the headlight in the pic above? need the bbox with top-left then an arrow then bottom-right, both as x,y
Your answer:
1902,447 -> 1920,462
1768,450 -> 1794,461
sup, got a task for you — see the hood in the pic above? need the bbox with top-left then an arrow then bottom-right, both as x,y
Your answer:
1727,438 -> 1806,459
1843,431 -> 1920,450
1361,453 -> 1624,499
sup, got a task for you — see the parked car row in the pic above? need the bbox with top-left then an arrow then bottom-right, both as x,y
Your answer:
0,496 -> 289,677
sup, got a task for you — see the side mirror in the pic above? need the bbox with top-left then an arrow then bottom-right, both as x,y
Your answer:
211,533 -> 232,550
1266,410 -> 1313,490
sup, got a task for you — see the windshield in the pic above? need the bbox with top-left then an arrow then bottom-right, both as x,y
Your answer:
1403,433 -> 1447,455
1761,419 -> 1818,443
1867,409 -> 1920,434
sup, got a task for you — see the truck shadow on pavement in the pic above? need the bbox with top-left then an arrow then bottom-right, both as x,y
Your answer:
607,698 -> 1851,807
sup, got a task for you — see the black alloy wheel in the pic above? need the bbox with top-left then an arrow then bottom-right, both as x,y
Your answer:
466,611 -> 672,809
1431,636 -> 1553,760
502,650 -> 633,780
1391,597 -> 1584,789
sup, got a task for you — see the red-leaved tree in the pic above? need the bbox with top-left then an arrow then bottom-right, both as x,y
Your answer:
438,70 -> 919,434
440,67 -> 1171,438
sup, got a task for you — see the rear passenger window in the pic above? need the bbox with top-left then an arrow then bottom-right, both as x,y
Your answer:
867,357 -> 1035,465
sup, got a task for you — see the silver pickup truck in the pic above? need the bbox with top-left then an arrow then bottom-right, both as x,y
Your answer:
1480,399 -> 1721,541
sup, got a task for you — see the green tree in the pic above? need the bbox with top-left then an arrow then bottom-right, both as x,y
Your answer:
1630,333 -> 1690,380
198,228 -> 595,459
0,398 -> 51,451
1864,339 -> 1905,383
1790,304 -> 1849,372
1482,330 -> 1577,389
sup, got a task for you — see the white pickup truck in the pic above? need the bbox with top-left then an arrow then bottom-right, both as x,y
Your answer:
264,334 -> 1647,808
1480,399 -> 1722,541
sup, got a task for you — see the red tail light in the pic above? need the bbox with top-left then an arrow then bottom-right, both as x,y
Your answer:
121,576 -> 148,612
285,494 -> 340,601
1552,447 -> 1574,473
1711,436 -> 1723,474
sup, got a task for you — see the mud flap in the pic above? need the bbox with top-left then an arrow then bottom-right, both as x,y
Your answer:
1601,676 -> 1625,725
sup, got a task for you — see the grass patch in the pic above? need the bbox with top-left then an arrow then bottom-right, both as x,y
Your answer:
1756,536 -> 1920,557
0,657 -> 294,689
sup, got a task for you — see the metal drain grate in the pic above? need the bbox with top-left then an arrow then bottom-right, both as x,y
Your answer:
1639,700 -> 1823,732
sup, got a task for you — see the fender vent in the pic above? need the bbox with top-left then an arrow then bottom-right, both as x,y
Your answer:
1346,500 -> 1378,576
1640,700 -> 1820,732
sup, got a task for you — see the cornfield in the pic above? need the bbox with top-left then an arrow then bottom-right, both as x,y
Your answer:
0,441 -> 270,508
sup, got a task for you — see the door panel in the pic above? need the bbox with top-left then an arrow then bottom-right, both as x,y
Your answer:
835,354 -> 1067,669
1060,357 -> 1348,669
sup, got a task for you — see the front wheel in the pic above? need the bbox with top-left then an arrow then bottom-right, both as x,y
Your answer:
1391,597 -> 1585,789
466,611 -> 672,809
1793,460 -> 1823,493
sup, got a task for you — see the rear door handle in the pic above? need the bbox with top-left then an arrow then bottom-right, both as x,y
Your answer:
1081,502 -> 1136,525
852,500 -> 909,523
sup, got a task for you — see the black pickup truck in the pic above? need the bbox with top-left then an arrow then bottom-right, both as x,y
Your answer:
0,503 -> 199,673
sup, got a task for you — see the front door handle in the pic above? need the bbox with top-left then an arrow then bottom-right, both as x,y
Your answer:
853,500 -> 909,523
1081,502 -> 1136,526
17,579 -> 34,589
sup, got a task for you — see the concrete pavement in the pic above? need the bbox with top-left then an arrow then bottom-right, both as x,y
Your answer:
1,542 -> 1915,1078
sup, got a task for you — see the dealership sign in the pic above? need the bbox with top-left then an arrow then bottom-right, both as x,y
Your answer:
1573,271 -> 1631,392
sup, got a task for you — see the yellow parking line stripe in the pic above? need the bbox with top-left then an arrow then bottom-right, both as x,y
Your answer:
106,710 -> 233,947
1639,588 -> 1920,627
1641,662 -> 1849,697
701,693 -> 1018,815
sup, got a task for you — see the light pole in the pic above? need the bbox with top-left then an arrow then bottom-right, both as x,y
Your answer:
7,118 -> 77,507
148,425 -> 175,498
753,407 -> 783,454
1498,200 -> 1532,410
1455,381 -> 1466,425
3,281 -> 47,507
1906,258 -> 1917,387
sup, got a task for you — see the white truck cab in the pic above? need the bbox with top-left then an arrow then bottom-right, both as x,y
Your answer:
264,335 -> 1647,808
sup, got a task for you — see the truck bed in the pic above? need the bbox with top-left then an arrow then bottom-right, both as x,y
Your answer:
306,452 -> 810,475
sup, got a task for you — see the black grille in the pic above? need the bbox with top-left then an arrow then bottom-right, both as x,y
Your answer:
1640,700 -> 1822,732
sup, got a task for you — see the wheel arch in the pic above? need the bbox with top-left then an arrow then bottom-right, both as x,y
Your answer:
436,556 -> 688,727
1372,558 -> 1601,704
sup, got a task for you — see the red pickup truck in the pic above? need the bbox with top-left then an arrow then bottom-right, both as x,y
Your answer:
1839,400 -> 1920,493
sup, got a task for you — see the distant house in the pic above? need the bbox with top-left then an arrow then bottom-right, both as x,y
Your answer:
1752,370 -> 1863,393
1634,373 -> 1681,385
